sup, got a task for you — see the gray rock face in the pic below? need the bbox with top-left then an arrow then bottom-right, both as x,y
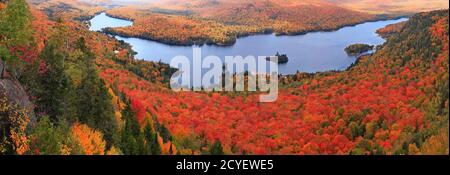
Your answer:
0,59 -> 36,127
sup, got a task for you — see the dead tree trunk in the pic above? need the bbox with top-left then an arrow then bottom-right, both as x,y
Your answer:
0,59 -> 4,79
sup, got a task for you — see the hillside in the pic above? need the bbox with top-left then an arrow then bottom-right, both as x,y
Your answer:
327,0 -> 449,14
1,0 -> 449,155
1,0 -> 178,155
102,0 -> 449,46
376,21 -> 407,39
104,0 -> 375,45
27,0 -> 449,46
28,0 -> 105,20
99,10 -> 449,154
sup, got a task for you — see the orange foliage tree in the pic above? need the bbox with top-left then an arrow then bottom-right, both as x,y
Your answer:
71,122 -> 106,155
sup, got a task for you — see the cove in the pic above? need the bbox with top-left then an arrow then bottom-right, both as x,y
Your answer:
89,12 -> 408,74
89,12 -> 133,31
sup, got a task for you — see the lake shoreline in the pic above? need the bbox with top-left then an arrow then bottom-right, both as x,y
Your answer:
96,12 -> 410,47
89,12 -> 408,76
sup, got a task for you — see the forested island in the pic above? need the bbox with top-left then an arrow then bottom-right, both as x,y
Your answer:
345,44 -> 375,55
266,52 -> 289,64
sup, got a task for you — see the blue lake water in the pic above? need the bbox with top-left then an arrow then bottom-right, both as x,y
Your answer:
89,12 -> 133,31
89,12 -> 408,74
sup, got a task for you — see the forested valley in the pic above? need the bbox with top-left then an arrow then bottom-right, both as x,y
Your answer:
0,0 -> 448,155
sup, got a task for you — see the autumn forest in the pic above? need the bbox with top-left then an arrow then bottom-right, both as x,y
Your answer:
0,0 -> 449,155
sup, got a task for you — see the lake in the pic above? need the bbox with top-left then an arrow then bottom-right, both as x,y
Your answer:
89,12 -> 133,31
89,12 -> 408,74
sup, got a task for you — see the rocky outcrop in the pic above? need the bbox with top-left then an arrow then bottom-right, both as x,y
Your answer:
0,59 -> 36,126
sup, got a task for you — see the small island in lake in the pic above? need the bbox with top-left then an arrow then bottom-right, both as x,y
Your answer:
345,44 -> 374,56
266,52 -> 289,64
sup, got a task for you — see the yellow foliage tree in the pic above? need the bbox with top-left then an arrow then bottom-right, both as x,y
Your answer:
0,90 -> 30,155
106,146 -> 122,155
8,111 -> 30,155
421,129 -> 449,155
